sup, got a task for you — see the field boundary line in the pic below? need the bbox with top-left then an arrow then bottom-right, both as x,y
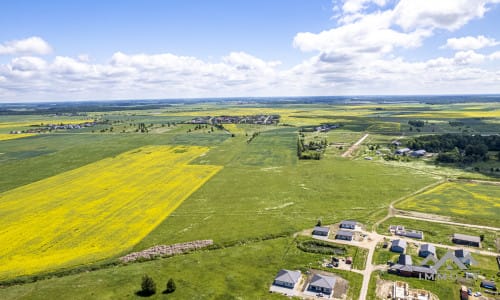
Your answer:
393,210 -> 500,231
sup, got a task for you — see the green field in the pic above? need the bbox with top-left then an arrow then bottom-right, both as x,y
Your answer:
1,101 -> 499,299
395,181 -> 500,227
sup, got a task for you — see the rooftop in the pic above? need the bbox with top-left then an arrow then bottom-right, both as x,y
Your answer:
453,233 -> 480,243
310,274 -> 336,289
274,269 -> 301,285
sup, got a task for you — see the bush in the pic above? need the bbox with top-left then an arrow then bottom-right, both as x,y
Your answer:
140,274 -> 156,296
166,278 -> 176,293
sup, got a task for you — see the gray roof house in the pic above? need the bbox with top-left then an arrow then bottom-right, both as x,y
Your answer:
273,269 -> 301,289
452,233 -> 480,247
335,230 -> 354,241
419,244 -> 436,258
398,254 -> 413,266
312,226 -> 330,237
390,239 -> 407,253
339,220 -> 357,230
309,274 -> 336,295
395,148 -> 411,155
411,150 -> 426,157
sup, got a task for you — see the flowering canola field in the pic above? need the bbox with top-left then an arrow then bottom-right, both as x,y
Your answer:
0,145 -> 222,279
0,133 -> 35,141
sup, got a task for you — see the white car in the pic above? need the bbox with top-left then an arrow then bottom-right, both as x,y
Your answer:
474,292 -> 482,297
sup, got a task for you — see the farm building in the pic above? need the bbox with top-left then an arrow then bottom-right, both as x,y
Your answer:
389,264 -> 437,280
308,274 -> 336,295
395,148 -> 410,155
272,269 -> 301,289
480,280 -> 497,291
452,233 -> 480,247
398,254 -> 413,266
335,230 -> 354,241
419,244 -> 436,258
339,220 -> 357,230
312,226 -> 330,237
399,229 -> 423,240
411,149 -> 426,157
390,239 -> 407,253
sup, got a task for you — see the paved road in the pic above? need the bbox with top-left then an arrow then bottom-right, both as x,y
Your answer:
341,133 -> 369,157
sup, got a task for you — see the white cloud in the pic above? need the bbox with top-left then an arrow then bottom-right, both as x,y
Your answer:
0,37 -> 52,55
444,35 -> 499,50
341,0 -> 387,14
393,0 -> 500,31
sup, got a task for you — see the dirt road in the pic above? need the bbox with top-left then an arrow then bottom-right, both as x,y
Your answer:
341,133 -> 369,157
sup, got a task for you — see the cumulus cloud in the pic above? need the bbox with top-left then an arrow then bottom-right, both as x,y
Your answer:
393,0 -> 500,31
444,35 -> 499,50
0,37 -> 52,55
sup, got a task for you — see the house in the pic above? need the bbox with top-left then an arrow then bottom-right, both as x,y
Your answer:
395,148 -> 411,155
308,274 -> 336,295
390,239 -> 407,253
391,140 -> 402,146
419,244 -> 436,258
398,254 -> 413,266
389,225 -> 405,234
454,249 -> 472,265
312,226 -> 330,237
452,233 -> 480,247
411,149 -> 426,157
388,264 -> 437,280
339,220 -> 357,230
335,230 -> 354,241
399,229 -> 423,240
480,280 -> 497,291
273,269 -> 301,289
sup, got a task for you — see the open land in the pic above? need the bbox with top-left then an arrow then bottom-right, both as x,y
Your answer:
0,98 -> 498,299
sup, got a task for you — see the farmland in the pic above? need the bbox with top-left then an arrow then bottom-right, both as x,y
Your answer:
0,98 -> 498,299
0,145 -> 221,279
395,181 -> 500,227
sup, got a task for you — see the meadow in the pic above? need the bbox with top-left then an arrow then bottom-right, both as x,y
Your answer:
0,145 -> 221,279
0,100 -> 498,298
395,181 -> 500,227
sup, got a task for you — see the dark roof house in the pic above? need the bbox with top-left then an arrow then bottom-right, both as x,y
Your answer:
390,239 -> 407,253
339,220 -> 357,230
419,244 -> 436,258
312,226 -> 330,237
398,254 -> 413,266
335,230 -> 354,241
452,233 -> 480,247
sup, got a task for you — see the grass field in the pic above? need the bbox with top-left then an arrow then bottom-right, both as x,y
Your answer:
0,237 -> 363,300
0,134 -> 36,141
0,145 -> 221,279
395,181 -> 500,227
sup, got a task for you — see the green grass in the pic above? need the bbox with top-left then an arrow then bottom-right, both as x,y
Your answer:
0,237 -> 361,300
377,217 -> 499,251
134,127 -> 437,251
395,181 -> 500,228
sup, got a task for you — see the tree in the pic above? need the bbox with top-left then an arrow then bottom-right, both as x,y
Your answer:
166,278 -> 176,294
140,275 -> 156,296
316,219 -> 322,227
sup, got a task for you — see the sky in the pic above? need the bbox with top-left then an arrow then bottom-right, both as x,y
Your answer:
1,0 -> 500,102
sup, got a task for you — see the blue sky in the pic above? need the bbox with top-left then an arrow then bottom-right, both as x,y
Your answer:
1,0 -> 500,101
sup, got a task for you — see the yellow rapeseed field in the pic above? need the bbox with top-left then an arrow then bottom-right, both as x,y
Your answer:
0,145 -> 222,279
0,133 -> 36,141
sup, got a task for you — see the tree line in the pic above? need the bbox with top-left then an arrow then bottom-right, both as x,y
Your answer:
407,134 -> 500,163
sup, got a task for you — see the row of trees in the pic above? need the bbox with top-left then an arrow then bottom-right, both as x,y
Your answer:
407,134 -> 500,163
140,275 -> 176,296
